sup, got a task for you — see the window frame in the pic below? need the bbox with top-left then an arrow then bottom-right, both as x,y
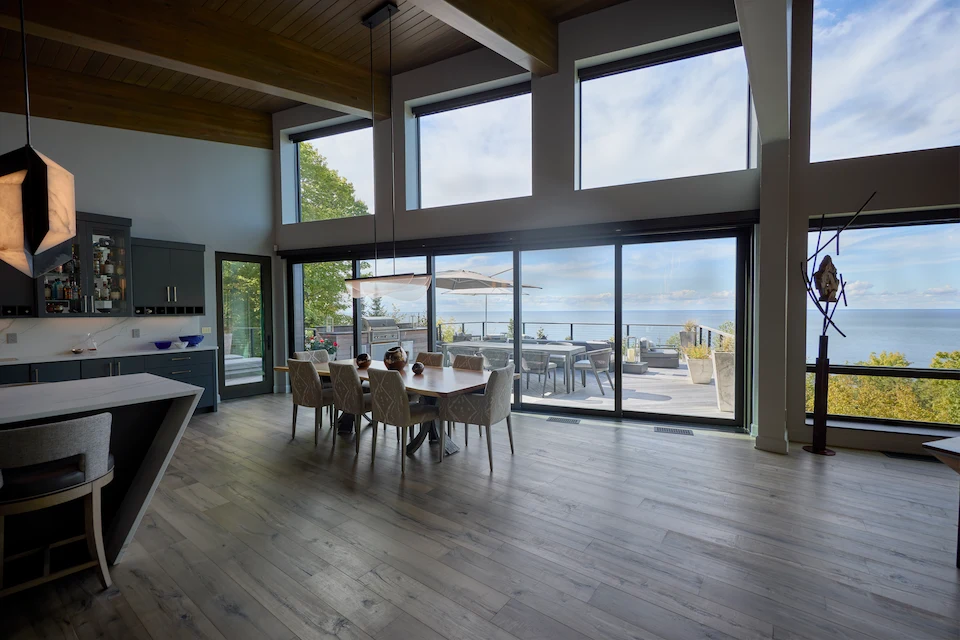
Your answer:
293,119 -> 373,224
577,32 -> 754,189
413,82 -> 533,210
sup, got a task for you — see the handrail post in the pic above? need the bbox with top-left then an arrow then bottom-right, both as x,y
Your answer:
707,330 -> 712,349
569,323 -> 574,340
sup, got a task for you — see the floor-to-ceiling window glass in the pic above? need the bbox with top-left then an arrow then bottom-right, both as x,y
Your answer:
293,260 -> 355,359
434,251 -> 515,368
621,237 -> 739,420
358,256 -> 429,363
519,245 -> 616,411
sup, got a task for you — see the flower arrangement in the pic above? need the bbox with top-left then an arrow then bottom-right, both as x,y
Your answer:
306,335 -> 338,355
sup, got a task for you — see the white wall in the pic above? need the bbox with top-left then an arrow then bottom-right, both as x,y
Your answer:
0,114 -> 274,360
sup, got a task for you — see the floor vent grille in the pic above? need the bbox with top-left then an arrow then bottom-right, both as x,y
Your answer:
547,417 -> 581,424
881,451 -> 941,463
655,427 -> 694,436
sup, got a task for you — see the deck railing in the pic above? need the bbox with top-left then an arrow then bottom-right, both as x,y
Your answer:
437,321 -> 733,348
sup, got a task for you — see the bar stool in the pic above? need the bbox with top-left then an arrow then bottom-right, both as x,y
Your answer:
0,413 -> 114,598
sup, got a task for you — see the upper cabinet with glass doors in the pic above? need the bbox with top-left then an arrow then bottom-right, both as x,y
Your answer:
36,213 -> 132,318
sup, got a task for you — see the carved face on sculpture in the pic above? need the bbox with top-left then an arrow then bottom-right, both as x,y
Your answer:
813,255 -> 840,302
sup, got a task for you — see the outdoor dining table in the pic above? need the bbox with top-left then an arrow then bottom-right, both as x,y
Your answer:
440,341 -> 586,394
274,359 -> 518,456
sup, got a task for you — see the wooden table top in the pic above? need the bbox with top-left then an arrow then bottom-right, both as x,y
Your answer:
923,436 -> 960,473
274,359 -> 518,398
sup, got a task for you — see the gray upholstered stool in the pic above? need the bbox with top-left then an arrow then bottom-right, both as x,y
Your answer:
0,413 -> 114,598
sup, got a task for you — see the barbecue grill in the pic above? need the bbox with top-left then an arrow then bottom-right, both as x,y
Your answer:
362,316 -> 411,359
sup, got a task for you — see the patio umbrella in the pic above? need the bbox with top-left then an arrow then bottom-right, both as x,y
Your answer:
435,270 -> 541,333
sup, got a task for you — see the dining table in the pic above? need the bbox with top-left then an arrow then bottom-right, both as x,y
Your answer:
274,359 -> 518,456
922,436 -> 960,567
440,341 -> 586,394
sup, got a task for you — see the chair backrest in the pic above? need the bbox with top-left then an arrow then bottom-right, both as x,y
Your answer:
328,362 -> 365,414
294,350 -> 329,364
446,345 -> 478,366
415,351 -> 443,367
452,354 -> 484,371
483,363 -> 515,425
0,413 -> 112,490
288,359 -> 325,407
368,368 -> 412,427
521,350 -> 550,373
480,348 -> 511,370
588,348 -> 613,370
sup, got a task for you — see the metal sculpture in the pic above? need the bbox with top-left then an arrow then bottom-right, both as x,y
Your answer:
802,191 -> 876,456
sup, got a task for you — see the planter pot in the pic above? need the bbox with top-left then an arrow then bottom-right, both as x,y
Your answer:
678,331 -> 696,352
712,351 -> 735,412
687,358 -> 713,384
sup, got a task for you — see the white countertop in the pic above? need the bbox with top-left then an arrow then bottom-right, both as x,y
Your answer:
0,344 -> 218,367
0,373 -> 203,424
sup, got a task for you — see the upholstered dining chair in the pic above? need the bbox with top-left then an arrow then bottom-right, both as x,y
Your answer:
445,345 -> 479,366
0,413 -> 114,597
521,350 -> 557,397
574,348 -> 615,395
368,368 -> 440,476
440,364 -> 515,472
294,349 -> 329,364
288,359 -> 335,446
451,354 -> 486,443
415,352 -> 444,367
328,362 -> 380,455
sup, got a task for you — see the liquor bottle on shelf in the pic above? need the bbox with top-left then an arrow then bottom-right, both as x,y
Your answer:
44,282 -> 51,300
93,254 -> 101,276
103,256 -> 114,275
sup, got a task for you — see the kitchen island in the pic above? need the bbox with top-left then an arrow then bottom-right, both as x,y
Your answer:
0,373 -> 202,564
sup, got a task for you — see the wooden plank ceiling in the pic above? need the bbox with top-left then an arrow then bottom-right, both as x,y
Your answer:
0,0 -> 628,148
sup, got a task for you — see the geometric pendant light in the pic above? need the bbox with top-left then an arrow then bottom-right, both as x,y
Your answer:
0,0 -> 76,278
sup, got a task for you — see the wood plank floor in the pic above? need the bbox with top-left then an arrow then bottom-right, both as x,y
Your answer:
3,393 -> 959,639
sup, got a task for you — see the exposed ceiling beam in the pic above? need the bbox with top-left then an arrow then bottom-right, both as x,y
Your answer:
410,0 -> 557,76
0,0 -> 390,118
0,58 -> 273,148
735,0 -> 789,143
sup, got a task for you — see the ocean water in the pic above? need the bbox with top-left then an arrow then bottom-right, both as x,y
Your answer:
424,308 -> 960,366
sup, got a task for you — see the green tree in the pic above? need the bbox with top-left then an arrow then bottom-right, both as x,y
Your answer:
221,260 -> 263,357
297,143 -> 370,329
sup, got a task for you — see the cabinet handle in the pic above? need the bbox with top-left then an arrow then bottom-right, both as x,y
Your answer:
33,369 -> 39,382
171,356 -> 191,361
166,286 -> 171,302
171,370 -> 191,375
109,362 -> 114,377
116,361 -> 121,375
173,286 -> 178,303
82,296 -> 87,313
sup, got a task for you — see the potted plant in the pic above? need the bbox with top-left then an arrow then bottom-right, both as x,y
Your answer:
684,343 -> 713,384
679,319 -> 698,354
712,334 -> 735,412
306,334 -> 338,357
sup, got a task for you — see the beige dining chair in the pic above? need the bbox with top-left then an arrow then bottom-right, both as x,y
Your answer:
288,359 -> 335,446
440,364 -> 515,472
451,354 -> 485,442
415,352 -> 444,367
294,350 -> 329,364
574,348 -> 615,395
445,345 -> 479,366
328,362 -> 381,455
368,368 -> 439,476
0,413 -> 114,597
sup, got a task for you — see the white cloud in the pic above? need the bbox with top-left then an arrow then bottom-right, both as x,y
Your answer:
844,280 -> 874,295
924,285 -> 958,296
810,0 -> 960,161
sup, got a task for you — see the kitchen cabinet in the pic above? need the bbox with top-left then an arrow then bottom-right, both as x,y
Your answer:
0,365 -> 29,385
80,356 -> 145,379
29,362 -> 82,383
36,213 -> 133,318
144,350 -> 216,410
0,261 -> 35,318
132,239 -> 206,316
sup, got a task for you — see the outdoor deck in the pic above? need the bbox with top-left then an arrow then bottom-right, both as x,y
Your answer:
521,363 -> 728,419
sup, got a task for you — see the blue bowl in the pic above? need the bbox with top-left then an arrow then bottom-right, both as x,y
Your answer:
179,335 -> 204,347
153,341 -> 172,350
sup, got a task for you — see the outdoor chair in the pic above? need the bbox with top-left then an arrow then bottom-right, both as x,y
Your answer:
546,341 -> 573,378
0,413 -> 114,597
440,364 -> 515,472
574,348 -> 615,395
480,348 -> 512,371
368,369 -> 440,475
288,359 -> 335,446
521,350 -> 557,397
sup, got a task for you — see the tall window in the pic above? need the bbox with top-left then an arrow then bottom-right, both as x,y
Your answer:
295,260 -> 355,358
359,257 -> 429,363
805,221 -> 960,425
296,124 -> 374,222
580,36 -> 752,188
416,89 -> 532,209
810,0 -> 960,162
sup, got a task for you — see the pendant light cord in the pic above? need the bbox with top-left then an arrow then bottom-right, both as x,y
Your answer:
369,26 -> 377,276
19,0 -> 31,147
389,10 -> 396,274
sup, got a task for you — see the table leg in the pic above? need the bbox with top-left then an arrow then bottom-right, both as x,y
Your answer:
405,420 -> 460,456
565,355 -> 572,394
